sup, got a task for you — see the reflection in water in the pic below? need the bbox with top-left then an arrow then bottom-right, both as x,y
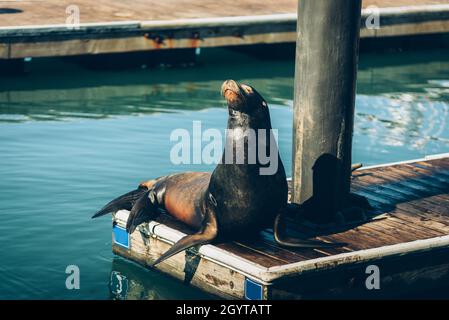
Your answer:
356,95 -> 449,154
0,49 -> 294,122
1,48 -> 449,299
109,258 -> 212,300
1,49 -> 449,161
110,271 -> 128,300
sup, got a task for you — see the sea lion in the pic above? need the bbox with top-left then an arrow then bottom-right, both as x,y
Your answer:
93,80 -> 341,267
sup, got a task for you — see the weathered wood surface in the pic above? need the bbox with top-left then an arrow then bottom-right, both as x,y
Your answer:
1,1 -> 449,59
1,0 -> 449,27
113,154 -> 449,299
0,1 -> 446,27
291,0 -> 361,211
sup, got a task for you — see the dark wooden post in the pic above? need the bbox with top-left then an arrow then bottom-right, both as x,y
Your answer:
292,0 -> 362,222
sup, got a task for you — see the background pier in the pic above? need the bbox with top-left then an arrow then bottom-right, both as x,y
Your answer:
1,0 -> 449,60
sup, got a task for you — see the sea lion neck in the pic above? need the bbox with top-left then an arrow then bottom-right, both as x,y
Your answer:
227,105 -> 273,131
227,109 -> 250,130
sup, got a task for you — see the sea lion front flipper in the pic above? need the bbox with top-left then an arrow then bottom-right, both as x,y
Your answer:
126,190 -> 161,234
273,213 -> 347,248
151,209 -> 218,267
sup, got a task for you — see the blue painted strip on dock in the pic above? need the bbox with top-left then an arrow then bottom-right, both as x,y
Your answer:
244,278 -> 263,300
113,225 -> 129,249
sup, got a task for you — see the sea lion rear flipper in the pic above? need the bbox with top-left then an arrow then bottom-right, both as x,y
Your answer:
92,187 -> 147,219
273,213 -> 347,248
126,190 -> 161,234
151,210 -> 218,267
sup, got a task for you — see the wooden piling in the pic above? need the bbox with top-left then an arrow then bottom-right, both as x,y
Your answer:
292,0 -> 362,222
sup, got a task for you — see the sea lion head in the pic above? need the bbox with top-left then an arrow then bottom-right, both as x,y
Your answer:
221,80 -> 268,114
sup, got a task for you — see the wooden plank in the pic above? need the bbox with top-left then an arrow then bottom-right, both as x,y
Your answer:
260,229 -> 351,258
243,234 -> 323,262
273,216 -> 376,252
389,165 -> 449,204
391,166 -> 449,192
311,225 -> 395,250
371,216 -> 443,238
358,221 -> 416,244
0,0 -> 298,27
233,241 -> 292,264
359,166 -> 449,215
386,214 -> 449,236
405,161 -> 449,177
3,32 -> 296,59
354,179 -> 449,230
355,166 -> 444,203
419,158 -> 449,169
352,174 -> 449,229
216,242 -> 287,268
338,220 -> 417,249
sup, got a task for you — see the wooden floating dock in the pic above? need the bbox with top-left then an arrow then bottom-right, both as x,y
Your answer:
1,0 -> 449,59
112,153 -> 449,299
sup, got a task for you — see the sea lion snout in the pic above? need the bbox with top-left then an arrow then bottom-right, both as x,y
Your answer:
221,79 -> 243,107
221,80 -> 266,112
221,79 -> 239,95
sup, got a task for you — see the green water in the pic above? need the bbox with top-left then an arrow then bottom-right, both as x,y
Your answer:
1,48 -> 449,299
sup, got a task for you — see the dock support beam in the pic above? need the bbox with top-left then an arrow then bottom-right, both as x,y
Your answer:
292,0 -> 362,223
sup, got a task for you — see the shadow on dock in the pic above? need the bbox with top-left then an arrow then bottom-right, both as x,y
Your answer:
0,8 -> 22,15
